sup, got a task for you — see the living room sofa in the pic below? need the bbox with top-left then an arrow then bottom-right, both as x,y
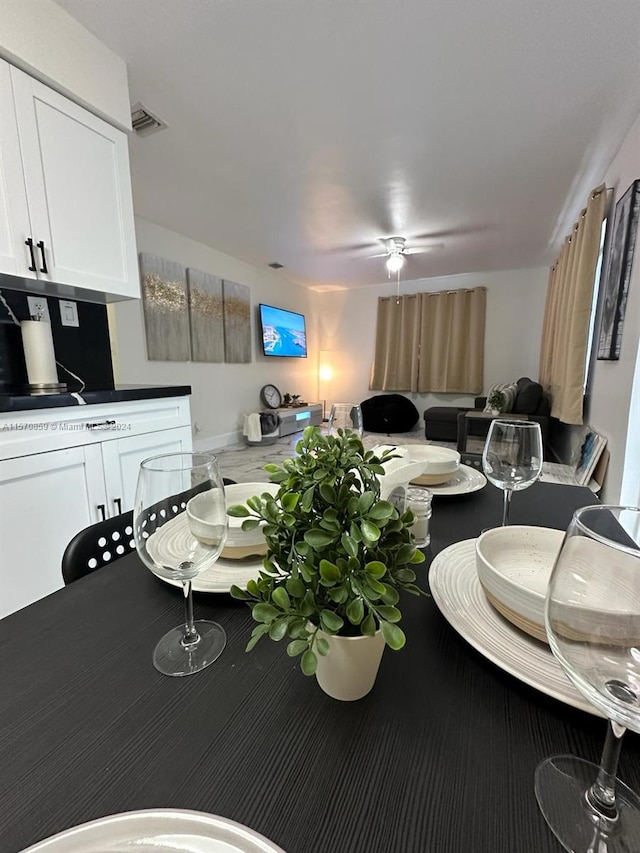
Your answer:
423,377 -> 552,449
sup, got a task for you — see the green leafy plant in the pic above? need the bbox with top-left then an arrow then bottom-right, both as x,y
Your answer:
229,426 -> 425,675
487,389 -> 506,412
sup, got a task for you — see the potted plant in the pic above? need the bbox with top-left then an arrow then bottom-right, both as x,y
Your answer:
229,426 -> 425,700
487,389 -> 506,416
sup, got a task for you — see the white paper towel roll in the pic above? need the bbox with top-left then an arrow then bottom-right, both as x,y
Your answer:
21,320 -> 58,385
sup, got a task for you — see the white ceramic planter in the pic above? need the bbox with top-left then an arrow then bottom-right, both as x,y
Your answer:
314,628 -> 386,701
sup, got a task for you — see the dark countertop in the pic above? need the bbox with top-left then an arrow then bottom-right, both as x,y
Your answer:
0,384 -> 192,413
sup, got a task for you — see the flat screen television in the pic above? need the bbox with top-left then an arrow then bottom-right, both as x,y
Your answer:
259,303 -> 307,358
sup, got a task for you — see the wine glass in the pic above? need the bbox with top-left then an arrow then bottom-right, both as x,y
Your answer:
535,505 -> 640,851
134,451 -> 228,677
482,419 -> 543,526
328,403 -> 363,438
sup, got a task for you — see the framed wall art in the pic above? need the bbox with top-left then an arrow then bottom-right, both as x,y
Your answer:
222,280 -> 251,363
597,178 -> 640,360
140,253 -> 191,361
187,268 -> 225,362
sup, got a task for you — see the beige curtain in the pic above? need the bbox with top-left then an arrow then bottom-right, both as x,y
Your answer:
417,287 -> 486,393
539,185 -> 606,424
370,287 -> 486,393
370,294 -> 421,390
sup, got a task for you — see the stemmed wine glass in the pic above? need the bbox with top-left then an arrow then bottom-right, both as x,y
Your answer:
535,505 -> 640,851
328,403 -> 363,438
134,452 -> 228,677
482,419 -> 543,526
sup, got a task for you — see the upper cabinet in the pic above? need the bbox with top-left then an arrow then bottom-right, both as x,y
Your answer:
0,59 -> 139,301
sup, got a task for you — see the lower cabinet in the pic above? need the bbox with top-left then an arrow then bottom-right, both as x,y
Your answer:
101,426 -> 192,518
0,445 -> 107,618
0,401 -> 192,619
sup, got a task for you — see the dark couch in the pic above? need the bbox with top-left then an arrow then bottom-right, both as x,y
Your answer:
423,377 -> 551,449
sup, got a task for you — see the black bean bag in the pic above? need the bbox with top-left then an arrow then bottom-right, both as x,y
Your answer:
360,394 -> 419,433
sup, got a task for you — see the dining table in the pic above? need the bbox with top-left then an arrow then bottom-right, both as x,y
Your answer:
1,480 -> 638,852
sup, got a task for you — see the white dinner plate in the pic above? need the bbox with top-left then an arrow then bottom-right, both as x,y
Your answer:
146,507 -> 266,593
429,539 -> 600,716
426,464 -> 486,496
151,548 -> 264,593
19,809 -> 286,853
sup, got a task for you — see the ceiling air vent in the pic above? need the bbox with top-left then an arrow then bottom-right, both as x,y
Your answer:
268,262 -> 284,269
131,102 -> 168,136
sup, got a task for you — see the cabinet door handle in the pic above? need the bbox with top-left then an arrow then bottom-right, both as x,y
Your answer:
114,497 -> 122,515
36,241 -> 48,274
25,238 -> 37,272
97,504 -> 106,522
86,419 -> 116,430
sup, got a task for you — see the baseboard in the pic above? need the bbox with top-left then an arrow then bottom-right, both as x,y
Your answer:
193,430 -> 242,451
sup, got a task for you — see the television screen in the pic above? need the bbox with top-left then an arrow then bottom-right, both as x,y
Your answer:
259,304 -> 307,358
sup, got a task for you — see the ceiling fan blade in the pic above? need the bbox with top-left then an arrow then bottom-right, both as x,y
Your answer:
404,243 -> 445,255
348,251 -> 389,261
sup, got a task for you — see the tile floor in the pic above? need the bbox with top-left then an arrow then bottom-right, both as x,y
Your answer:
213,426 -> 451,483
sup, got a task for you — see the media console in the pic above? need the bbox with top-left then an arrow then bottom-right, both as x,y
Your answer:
275,403 -> 323,437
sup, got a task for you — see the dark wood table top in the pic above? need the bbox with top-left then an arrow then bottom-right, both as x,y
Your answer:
1,482 -> 638,852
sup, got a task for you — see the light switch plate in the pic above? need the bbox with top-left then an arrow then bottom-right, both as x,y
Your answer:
59,300 -> 79,327
26,295 -> 51,323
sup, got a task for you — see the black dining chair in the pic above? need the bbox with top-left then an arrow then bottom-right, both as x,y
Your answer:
61,510 -> 136,585
61,478 -> 238,585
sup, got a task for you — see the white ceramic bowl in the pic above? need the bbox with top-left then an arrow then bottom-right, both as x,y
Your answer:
402,445 -> 461,486
188,482 -> 278,559
224,482 -> 279,557
475,525 -> 565,643
186,490 -> 227,546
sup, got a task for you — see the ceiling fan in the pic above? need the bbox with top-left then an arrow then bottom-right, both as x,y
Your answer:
363,236 -> 444,272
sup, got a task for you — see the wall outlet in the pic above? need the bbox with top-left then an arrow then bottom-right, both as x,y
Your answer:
26,296 -> 51,323
59,300 -> 79,327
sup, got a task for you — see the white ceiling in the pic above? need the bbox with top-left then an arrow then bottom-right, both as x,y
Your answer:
57,0 -> 640,290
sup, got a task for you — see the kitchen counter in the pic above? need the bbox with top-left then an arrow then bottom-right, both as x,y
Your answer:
0,384 -> 192,413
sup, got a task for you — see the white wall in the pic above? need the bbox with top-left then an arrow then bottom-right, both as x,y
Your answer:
110,218 -> 319,448
584,112 -> 640,503
316,267 -> 548,415
0,0 -> 131,130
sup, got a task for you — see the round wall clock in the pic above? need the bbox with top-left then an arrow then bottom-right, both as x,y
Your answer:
260,384 -> 282,409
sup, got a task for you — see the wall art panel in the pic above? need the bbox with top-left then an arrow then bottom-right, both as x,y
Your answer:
222,280 -> 251,363
187,268 -> 224,362
140,253 -> 190,361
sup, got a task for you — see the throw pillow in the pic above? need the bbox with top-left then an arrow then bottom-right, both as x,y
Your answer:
512,377 -> 543,414
483,382 -> 518,414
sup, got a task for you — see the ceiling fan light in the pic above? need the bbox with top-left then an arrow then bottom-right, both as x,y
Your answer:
386,253 -> 404,273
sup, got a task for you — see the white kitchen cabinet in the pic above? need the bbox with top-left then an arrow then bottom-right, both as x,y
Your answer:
101,426 -> 193,517
0,396 -> 193,618
0,58 -> 138,301
0,60 -> 34,279
0,444 -> 107,618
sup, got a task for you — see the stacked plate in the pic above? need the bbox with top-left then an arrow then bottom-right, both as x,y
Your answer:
475,525 -> 564,643
402,445 -> 461,486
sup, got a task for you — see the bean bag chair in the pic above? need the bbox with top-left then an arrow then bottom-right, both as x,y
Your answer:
360,394 -> 419,434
